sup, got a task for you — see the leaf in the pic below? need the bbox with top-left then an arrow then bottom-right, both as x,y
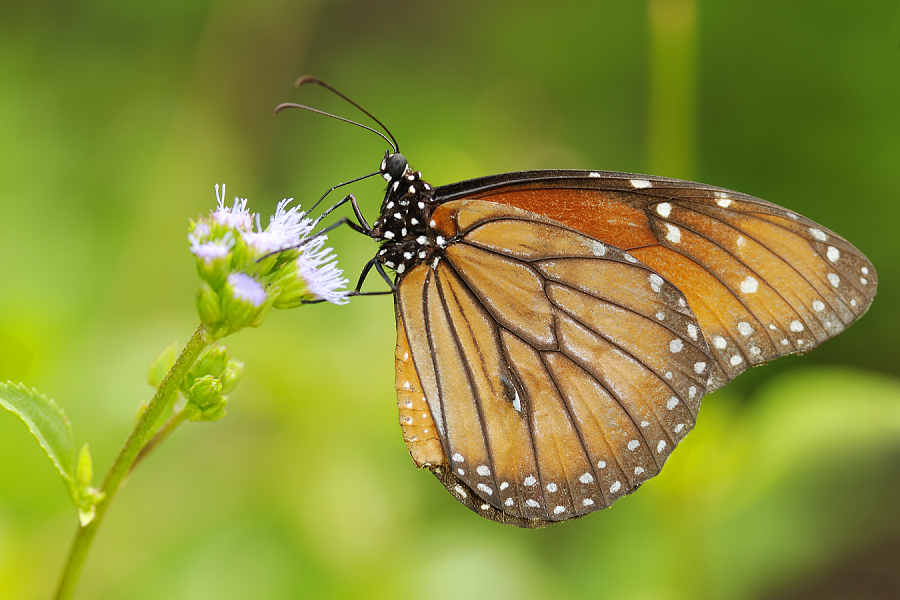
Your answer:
147,341 -> 178,389
0,381 -> 76,499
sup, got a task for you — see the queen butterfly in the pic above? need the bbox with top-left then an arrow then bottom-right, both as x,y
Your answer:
280,79 -> 876,528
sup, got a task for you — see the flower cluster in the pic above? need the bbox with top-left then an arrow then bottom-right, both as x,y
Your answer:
179,344 -> 244,422
188,184 -> 349,338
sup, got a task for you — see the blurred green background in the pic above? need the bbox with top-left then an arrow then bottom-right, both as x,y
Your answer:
1,1 -> 899,598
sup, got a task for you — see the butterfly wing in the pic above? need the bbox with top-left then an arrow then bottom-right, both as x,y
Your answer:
395,199 -> 710,526
436,170 -> 877,391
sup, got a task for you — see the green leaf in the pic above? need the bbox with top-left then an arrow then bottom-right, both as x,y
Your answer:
0,381 -> 76,499
147,341 -> 178,389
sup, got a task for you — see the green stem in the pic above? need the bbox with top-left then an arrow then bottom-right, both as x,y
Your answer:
129,409 -> 189,475
54,324 -> 212,600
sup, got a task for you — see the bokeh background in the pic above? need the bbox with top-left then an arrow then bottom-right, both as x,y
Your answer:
1,1 -> 899,598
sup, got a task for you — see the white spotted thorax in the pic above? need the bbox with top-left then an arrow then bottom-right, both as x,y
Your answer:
373,152 -> 440,276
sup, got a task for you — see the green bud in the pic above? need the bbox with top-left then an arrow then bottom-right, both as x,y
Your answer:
220,273 -> 274,333
193,345 -> 229,380
186,375 -> 222,408
199,400 -> 227,422
221,359 -> 244,394
147,341 -> 178,389
271,259 -> 311,309
197,281 -> 223,328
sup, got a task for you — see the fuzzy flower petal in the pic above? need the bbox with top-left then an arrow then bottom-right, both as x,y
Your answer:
227,273 -> 267,307
212,184 -> 254,231
189,231 -> 234,265
295,236 -> 350,305
241,199 -> 315,256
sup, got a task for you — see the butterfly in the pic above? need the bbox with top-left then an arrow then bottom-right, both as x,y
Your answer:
279,79 -> 877,528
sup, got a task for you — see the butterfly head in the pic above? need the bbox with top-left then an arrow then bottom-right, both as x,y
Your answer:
381,152 -> 409,182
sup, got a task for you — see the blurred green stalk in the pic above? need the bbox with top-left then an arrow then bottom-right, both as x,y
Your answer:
54,324 -> 212,600
647,0 -> 698,179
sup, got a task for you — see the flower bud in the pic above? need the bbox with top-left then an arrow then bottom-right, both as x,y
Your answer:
196,281 -> 222,329
219,273 -> 270,332
221,359 -> 244,394
186,375 -> 222,408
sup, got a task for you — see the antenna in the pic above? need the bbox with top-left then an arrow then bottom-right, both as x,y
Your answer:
273,76 -> 399,153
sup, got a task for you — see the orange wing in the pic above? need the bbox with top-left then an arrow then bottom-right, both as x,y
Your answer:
438,172 -> 877,391
394,200 -> 710,526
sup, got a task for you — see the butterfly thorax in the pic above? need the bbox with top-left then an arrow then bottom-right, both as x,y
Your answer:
372,152 -> 442,276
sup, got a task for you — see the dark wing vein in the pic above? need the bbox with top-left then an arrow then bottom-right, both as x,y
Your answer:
433,267 -> 503,506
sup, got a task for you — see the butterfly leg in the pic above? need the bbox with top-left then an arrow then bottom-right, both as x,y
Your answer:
346,257 -> 396,299
313,193 -> 372,234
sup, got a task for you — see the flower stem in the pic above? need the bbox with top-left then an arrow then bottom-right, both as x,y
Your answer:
54,324 -> 212,600
129,409 -> 189,475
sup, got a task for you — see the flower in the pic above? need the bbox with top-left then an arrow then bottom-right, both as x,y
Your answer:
189,184 -> 350,338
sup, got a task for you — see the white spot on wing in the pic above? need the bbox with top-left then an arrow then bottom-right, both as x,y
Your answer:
476,465 -> 490,476
627,439 -> 640,451
526,499 -> 540,508
524,475 -> 537,486
827,246 -> 840,262
634,467 -> 645,475
579,472 -> 594,484
813,300 -> 825,312
583,498 -> 595,506
547,483 -> 558,492
828,273 -> 840,287
737,322 -> 753,336
476,483 -> 493,495
670,339 -> 684,353
656,202 -> 672,217
597,460 -> 607,469
657,440 -> 667,453
630,179 -> 652,189
730,355 -> 743,366
687,323 -> 698,340
740,276 -> 759,294
610,481 -> 622,493
694,361 -> 707,374
667,397 -> 679,410
790,320 -> 804,332
649,273 -> 664,292
665,223 -> 681,243
553,505 -> 566,515
452,453 -> 464,462
714,335 -> 727,349
809,228 -> 827,241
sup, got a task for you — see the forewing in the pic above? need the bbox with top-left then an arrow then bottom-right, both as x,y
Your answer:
437,171 -> 876,391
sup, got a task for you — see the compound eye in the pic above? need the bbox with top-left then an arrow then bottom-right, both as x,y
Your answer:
383,153 -> 408,181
